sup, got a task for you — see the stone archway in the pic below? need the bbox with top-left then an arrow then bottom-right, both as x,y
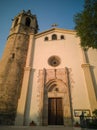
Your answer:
37,68 -> 72,126
42,79 -> 72,126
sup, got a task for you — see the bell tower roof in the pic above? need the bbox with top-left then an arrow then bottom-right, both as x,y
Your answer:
9,10 -> 39,35
15,10 -> 36,19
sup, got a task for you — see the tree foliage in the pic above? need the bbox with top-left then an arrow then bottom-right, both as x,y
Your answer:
74,0 -> 97,48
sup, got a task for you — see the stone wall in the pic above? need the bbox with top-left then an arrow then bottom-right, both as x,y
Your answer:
0,34 -> 29,125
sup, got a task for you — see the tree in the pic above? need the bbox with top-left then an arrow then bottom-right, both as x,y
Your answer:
74,0 -> 97,49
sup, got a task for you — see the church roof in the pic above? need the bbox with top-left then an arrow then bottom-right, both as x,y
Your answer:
35,27 -> 76,38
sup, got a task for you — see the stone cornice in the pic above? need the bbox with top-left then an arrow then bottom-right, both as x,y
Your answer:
81,63 -> 90,68
24,66 -> 35,72
24,66 -> 32,71
35,28 -> 76,38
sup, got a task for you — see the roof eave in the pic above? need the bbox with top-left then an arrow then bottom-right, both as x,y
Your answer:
35,27 -> 76,38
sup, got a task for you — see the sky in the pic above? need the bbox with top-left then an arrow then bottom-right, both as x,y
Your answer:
0,0 -> 84,58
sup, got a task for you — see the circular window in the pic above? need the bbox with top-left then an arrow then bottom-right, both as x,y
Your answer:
48,56 -> 61,67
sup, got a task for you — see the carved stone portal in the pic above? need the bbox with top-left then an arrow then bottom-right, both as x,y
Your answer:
37,68 -> 72,126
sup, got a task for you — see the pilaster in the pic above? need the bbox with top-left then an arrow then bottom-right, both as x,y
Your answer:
15,34 -> 35,125
81,63 -> 97,111
81,48 -> 97,111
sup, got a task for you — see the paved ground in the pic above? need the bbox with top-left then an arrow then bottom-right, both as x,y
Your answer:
0,126 -> 80,130
0,126 -> 96,130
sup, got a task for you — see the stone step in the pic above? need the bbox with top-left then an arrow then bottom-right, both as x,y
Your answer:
0,126 -> 82,130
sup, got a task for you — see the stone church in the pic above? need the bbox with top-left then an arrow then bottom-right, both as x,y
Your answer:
0,10 -> 97,126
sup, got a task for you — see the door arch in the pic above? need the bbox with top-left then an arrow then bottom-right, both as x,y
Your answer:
42,79 -> 72,126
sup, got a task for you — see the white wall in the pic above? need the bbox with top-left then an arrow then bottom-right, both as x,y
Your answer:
27,31 -> 91,124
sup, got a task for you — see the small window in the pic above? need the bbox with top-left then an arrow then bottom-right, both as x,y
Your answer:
60,35 -> 65,39
52,34 -> 57,40
11,53 -> 15,59
25,17 -> 31,27
14,18 -> 19,27
44,37 -> 48,41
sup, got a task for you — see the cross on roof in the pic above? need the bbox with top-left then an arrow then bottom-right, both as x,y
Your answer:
51,23 -> 58,27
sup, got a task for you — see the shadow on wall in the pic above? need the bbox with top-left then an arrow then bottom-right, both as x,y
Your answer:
85,50 -> 97,99
90,65 -> 97,99
0,111 -> 16,125
15,109 -> 43,126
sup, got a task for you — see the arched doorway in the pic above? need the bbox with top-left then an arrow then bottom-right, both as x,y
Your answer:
42,79 -> 72,126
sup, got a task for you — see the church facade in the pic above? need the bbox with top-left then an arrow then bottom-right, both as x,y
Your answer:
0,10 -> 97,126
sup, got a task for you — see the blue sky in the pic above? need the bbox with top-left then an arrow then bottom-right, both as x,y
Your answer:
0,0 -> 84,58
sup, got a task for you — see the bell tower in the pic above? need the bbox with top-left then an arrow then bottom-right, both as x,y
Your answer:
0,10 -> 38,125
10,10 -> 38,35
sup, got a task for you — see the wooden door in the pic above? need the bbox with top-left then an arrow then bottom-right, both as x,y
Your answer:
48,98 -> 63,125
